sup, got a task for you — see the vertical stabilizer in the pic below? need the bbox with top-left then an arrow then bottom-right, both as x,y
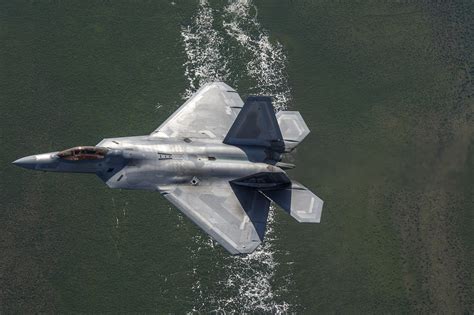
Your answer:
223,96 -> 285,152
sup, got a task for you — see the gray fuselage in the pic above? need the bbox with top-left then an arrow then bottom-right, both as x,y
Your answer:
98,136 -> 283,192
14,135 -> 285,193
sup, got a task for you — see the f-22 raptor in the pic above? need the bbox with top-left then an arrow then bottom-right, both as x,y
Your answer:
13,82 -> 323,255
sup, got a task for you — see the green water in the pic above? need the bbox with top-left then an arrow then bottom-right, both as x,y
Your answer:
1,0 -> 472,313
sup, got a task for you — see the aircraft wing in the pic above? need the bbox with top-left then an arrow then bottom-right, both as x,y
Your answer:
151,82 -> 244,139
159,181 -> 270,254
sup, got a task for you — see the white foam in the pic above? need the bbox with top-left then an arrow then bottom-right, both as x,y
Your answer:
215,208 -> 290,313
179,0 -> 295,312
223,0 -> 291,111
219,1 -> 294,312
181,0 -> 230,98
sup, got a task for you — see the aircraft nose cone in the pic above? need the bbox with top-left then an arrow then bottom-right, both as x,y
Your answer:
12,155 -> 37,170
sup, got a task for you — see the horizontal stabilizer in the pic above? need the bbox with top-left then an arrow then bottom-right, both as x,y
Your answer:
276,111 -> 310,152
263,181 -> 323,223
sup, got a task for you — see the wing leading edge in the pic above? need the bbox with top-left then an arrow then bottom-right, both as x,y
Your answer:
151,82 -> 244,139
160,181 -> 270,255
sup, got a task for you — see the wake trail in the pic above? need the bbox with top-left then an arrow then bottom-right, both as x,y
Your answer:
181,0 -> 231,98
223,0 -> 291,111
179,0 -> 295,312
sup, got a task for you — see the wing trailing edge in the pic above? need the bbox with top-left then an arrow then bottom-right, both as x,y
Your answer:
160,182 -> 270,255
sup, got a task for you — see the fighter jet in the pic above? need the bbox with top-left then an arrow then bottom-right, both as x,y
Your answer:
13,82 -> 323,255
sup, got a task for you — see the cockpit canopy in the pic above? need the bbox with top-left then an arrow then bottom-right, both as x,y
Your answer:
57,146 -> 108,161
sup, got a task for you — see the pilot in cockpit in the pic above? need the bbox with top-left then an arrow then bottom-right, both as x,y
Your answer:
57,146 -> 108,161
